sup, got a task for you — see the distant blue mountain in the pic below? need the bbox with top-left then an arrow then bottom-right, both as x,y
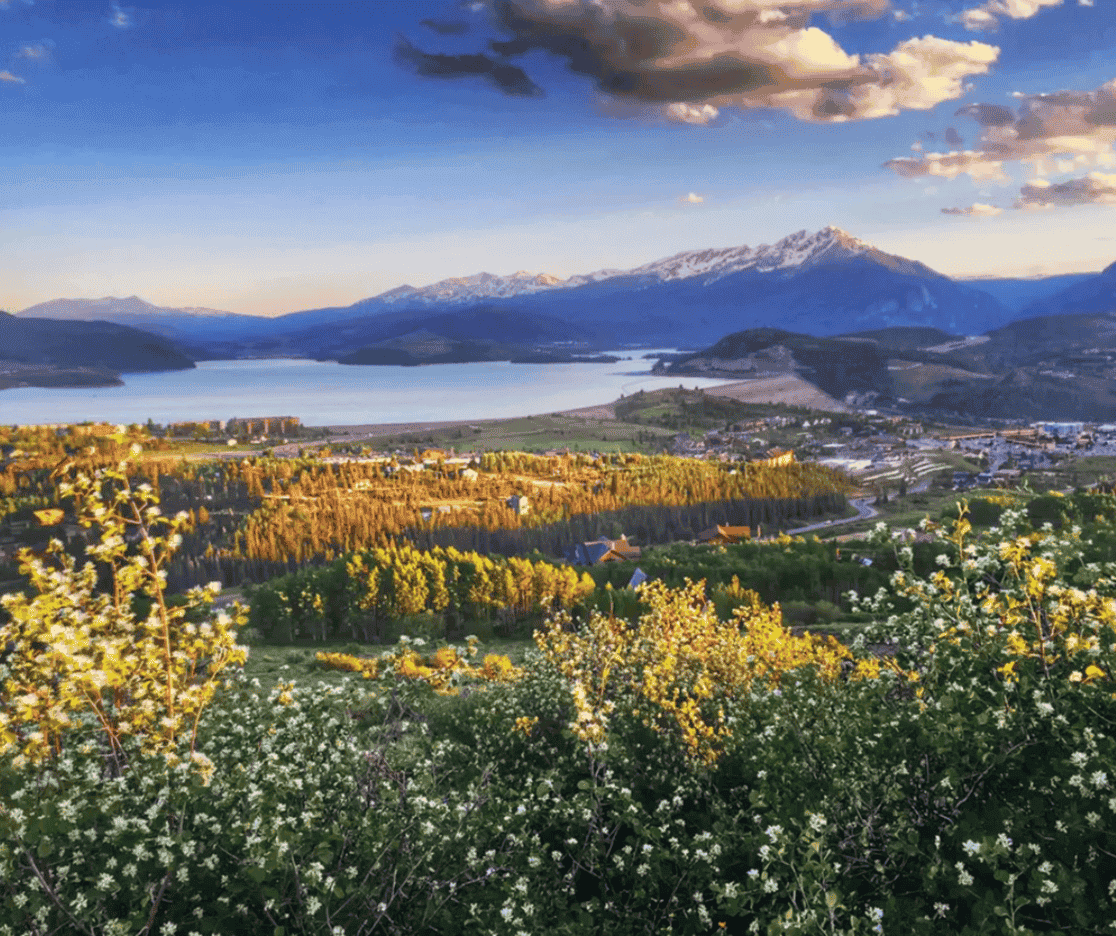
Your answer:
956,273 -> 1098,312
17,228 -> 1112,358
1017,261 -> 1116,317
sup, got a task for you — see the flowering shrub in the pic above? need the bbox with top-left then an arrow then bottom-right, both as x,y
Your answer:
5,488 -> 1116,934
0,463 -> 246,772
535,578 -> 855,764
315,639 -> 522,694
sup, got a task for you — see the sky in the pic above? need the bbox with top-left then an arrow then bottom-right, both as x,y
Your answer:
2,0 -> 1116,317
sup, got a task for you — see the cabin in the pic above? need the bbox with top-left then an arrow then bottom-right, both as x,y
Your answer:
507,494 -> 530,516
761,448 -> 795,467
696,525 -> 751,545
568,535 -> 642,566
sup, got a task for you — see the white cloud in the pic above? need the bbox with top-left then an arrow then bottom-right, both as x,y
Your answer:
486,1 -> 998,123
682,192 -> 705,204
883,149 -> 1007,181
17,40 -> 52,60
664,103 -> 720,125
958,0 -> 1063,31
0,70 -> 25,83
1015,172 -> 1116,208
884,77 -> 1116,182
941,202 -> 1003,216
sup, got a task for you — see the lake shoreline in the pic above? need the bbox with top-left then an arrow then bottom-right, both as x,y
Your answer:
0,356 -> 737,428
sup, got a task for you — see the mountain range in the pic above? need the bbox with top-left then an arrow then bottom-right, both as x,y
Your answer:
18,228 -> 1116,357
8,226 -> 1116,417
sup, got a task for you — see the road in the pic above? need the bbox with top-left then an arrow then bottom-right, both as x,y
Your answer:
780,497 -> 879,537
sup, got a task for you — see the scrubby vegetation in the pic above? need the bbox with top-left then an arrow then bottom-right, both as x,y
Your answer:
4,453 -> 1116,934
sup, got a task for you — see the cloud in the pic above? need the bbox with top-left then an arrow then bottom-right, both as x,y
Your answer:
1015,172 -> 1116,208
682,192 -> 705,203
0,69 -> 25,83
883,149 -> 1007,180
957,0 -> 1063,31
16,39 -> 53,61
420,19 -> 470,36
419,1 -> 999,123
664,102 -> 719,125
394,35 -> 544,97
0,0 -> 35,8
944,126 -> 963,147
109,3 -> 132,28
941,202 -> 1003,215
884,77 -> 1116,181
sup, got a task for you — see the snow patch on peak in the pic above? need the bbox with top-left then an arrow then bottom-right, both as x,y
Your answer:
370,227 -> 882,307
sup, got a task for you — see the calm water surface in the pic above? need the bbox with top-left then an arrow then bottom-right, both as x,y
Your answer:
2,356 -> 733,426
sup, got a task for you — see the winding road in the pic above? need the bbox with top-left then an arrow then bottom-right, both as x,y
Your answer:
779,497 -> 879,537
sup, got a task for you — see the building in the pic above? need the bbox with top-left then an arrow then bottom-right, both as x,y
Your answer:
569,535 -> 642,566
696,525 -> 751,544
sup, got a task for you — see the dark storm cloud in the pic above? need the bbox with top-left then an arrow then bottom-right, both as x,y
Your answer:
393,35 -> 543,97
944,126 -> 964,147
399,1 -> 997,125
420,19 -> 471,36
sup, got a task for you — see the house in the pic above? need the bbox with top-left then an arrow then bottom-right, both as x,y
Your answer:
507,494 -> 530,516
761,448 -> 795,467
697,525 -> 751,544
568,535 -> 642,566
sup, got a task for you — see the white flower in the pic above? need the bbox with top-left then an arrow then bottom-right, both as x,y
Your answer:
962,839 -> 981,856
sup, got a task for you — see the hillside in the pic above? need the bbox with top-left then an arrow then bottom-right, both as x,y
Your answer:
0,312 -> 195,377
1018,262 -> 1116,317
660,328 -> 893,403
663,314 -> 1116,422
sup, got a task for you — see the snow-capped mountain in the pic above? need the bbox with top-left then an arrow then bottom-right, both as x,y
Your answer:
15,226 -> 1023,358
370,227 -> 933,307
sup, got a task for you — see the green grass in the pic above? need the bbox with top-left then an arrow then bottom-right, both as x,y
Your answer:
352,413 -> 674,454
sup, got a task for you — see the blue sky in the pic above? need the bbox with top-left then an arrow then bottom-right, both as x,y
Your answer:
3,0 -> 1115,316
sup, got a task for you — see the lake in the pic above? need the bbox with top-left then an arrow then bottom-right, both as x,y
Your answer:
1,356 -> 733,427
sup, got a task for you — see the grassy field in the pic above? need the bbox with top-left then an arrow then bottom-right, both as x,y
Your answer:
348,412 -> 675,454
